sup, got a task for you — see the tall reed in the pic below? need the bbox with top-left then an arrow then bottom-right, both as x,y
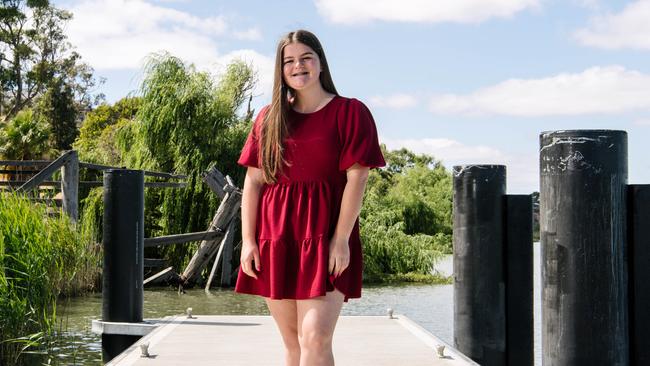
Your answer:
0,192 -> 99,365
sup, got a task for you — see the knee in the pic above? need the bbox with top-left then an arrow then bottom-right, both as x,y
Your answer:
298,330 -> 332,352
282,328 -> 301,353
285,337 -> 301,354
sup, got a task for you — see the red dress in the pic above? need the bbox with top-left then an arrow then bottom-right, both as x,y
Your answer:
234,96 -> 385,302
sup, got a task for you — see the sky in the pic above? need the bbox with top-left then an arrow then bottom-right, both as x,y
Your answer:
53,0 -> 650,193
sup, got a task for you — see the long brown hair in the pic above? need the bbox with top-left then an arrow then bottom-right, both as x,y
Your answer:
259,29 -> 338,184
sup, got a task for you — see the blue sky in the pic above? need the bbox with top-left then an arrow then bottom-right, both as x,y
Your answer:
54,0 -> 650,193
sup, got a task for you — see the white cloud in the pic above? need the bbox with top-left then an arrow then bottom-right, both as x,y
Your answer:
573,0 -> 650,49
369,94 -> 419,109
64,0 -> 267,71
382,137 -> 507,163
314,0 -> 540,25
381,136 -> 538,193
429,66 -> 650,117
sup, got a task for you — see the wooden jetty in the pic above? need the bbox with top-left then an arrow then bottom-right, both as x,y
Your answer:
103,315 -> 477,366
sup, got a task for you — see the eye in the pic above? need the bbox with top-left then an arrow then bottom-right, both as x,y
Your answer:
283,60 -> 293,65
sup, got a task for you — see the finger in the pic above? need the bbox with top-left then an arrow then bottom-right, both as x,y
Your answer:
341,260 -> 349,272
328,257 -> 335,275
336,259 -> 349,277
247,260 -> 258,279
253,250 -> 261,271
242,259 -> 257,279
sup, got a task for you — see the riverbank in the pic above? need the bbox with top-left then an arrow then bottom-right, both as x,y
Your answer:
0,193 -> 100,365
45,254 -> 455,364
54,282 -> 455,365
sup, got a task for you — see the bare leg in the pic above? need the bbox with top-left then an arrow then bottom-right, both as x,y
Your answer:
296,289 -> 345,366
265,298 -> 300,366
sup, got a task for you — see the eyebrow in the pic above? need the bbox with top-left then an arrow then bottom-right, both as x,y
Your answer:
283,52 -> 315,60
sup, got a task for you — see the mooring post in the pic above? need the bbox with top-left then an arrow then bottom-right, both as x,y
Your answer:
61,150 -> 79,222
540,130 -> 628,365
101,169 -> 145,362
505,194 -> 533,366
453,165 -> 507,366
628,184 -> 650,365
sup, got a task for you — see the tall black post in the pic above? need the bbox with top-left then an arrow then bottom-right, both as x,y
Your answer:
540,130 -> 628,365
628,184 -> 650,365
505,194 -> 533,366
102,169 -> 144,362
453,165 -> 506,366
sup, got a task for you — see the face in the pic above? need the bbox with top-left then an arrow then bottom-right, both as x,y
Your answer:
282,42 -> 322,92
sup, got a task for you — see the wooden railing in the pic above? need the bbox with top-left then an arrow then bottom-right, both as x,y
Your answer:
0,150 -> 187,222
2,152 -> 239,289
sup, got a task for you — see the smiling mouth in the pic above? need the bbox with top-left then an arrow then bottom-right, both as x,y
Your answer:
292,71 -> 309,77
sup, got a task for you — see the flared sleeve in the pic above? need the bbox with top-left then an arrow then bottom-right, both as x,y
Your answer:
337,98 -> 386,171
237,105 -> 269,168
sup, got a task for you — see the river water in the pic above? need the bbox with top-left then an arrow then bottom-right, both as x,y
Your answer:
54,243 -> 542,365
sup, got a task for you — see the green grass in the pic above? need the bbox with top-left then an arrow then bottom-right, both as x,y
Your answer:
0,192 -> 100,365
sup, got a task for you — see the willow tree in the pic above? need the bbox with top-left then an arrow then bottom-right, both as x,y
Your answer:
117,53 -> 255,269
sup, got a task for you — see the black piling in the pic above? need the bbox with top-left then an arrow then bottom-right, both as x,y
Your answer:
101,169 -> 145,362
539,130 -> 628,365
628,184 -> 650,365
453,165 -> 507,366
505,194 -> 533,366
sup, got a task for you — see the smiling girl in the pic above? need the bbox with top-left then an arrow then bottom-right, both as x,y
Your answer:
235,29 -> 385,366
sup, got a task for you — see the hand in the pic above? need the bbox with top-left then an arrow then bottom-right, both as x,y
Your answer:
240,240 -> 261,279
328,236 -> 350,278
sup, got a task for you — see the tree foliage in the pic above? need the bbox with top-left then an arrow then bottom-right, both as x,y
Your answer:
124,54 -> 254,268
77,54 -> 256,269
0,0 -> 102,151
74,96 -> 141,165
360,146 -> 453,281
0,108 -> 50,159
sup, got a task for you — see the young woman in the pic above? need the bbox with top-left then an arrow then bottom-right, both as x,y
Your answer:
235,29 -> 385,366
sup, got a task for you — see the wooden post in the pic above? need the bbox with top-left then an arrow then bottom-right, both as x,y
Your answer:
540,130 -> 628,366
101,169 -> 145,361
628,184 -> 650,365
61,150 -> 79,222
505,194 -> 534,366
453,165 -> 507,366
220,217 -> 237,287
202,165 -> 230,199
180,188 -> 241,286
205,219 -> 236,290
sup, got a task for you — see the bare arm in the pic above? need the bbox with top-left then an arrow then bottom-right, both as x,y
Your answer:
329,163 -> 370,277
240,167 -> 264,279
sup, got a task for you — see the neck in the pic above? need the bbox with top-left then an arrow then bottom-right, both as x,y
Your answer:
293,85 -> 332,113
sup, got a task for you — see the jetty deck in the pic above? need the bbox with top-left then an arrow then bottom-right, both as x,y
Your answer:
105,315 -> 477,366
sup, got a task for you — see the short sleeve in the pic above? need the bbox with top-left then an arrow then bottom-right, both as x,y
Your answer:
237,106 -> 269,168
338,99 -> 386,171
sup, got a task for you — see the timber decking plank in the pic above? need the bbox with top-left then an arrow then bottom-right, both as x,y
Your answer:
107,315 -> 476,366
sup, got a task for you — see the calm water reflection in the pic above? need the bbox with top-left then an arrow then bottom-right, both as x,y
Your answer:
55,244 -> 542,365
